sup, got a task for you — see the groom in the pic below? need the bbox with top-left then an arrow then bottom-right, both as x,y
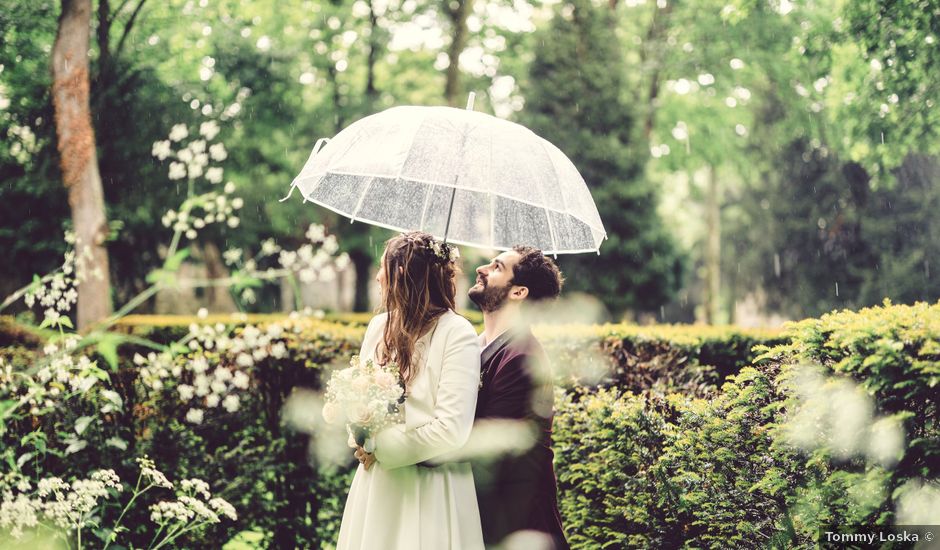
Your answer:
466,245 -> 569,550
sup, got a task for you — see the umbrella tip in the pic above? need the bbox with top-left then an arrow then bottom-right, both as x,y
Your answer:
466,92 -> 476,111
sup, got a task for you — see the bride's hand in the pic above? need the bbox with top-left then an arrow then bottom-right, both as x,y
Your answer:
354,446 -> 376,471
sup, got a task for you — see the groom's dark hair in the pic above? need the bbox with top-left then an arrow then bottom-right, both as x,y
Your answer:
510,245 -> 564,301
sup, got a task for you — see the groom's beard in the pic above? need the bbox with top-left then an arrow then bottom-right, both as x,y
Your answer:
468,279 -> 511,313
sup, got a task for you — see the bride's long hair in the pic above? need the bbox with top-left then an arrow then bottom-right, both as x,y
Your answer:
378,232 -> 458,386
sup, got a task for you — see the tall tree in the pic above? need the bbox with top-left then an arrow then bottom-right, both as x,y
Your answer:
443,0 -> 472,106
522,0 -> 683,318
51,0 -> 112,328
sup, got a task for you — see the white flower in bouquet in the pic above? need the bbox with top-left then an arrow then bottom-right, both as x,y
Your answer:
322,355 -> 405,453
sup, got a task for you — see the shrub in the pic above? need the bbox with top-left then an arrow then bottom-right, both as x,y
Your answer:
538,323 -> 785,396
553,387 -> 677,549
757,300 -> 940,535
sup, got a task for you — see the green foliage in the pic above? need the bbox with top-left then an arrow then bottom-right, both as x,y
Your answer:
760,300 -> 940,480
727,142 -> 940,319
552,301 -> 939,548
537,323 -> 785,395
826,0 -> 940,178
521,0 -> 684,317
553,388 -> 677,549
3,300 -> 937,546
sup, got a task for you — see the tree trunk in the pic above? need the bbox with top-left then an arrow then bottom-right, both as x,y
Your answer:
351,248 -> 373,312
703,165 -> 721,324
365,0 -> 380,109
444,0 -> 472,106
52,0 -> 113,329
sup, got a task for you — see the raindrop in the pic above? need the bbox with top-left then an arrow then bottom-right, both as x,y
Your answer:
834,282 -> 839,296
774,253 -> 781,277
660,305 -> 665,320
881,132 -> 885,144
926,260 -> 930,279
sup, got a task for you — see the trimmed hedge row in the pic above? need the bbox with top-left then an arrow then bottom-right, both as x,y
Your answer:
536,323 -> 785,395
11,304 -> 934,548
554,300 -> 940,548
1,313 -> 782,547
115,314 -> 784,396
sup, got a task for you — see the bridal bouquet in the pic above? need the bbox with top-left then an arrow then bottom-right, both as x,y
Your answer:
321,355 -> 405,453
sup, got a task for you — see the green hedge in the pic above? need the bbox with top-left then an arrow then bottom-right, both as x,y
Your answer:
554,300 -> 940,548
1,313 -> 784,547
14,306 -> 931,548
536,323 -> 785,395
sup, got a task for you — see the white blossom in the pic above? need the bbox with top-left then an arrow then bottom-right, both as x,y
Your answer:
222,394 -> 240,412
152,140 -> 172,160
169,124 -> 189,142
185,408 -> 204,424
205,167 -> 224,184
200,120 -> 221,140
168,162 -> 187,180
209,143 -> 227,161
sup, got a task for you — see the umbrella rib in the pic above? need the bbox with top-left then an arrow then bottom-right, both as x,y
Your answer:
544,207 -> 558,257
536,137 -> 572,217
395,116 -> 429,180
349,176 -> 376,223
418,183 -> 431,231
490,194 -> 496,249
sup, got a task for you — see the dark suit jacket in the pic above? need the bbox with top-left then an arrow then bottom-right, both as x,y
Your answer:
473,329 -> 569,549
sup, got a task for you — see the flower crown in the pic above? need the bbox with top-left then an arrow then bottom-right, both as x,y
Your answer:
428,238 -> 460,264
399,232 -> 460,264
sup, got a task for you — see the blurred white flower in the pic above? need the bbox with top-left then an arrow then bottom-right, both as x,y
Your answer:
169,124 -> 189,142
168,162 -> 187,180
185,408 -> 204,424
152,140 -> 172,160
200,120 -> 220,140
322,235 -> 339,255
224,181 -> 236,194
205,167 -> 224,184
178,384 -> 195,401
189,139 -> 207,154
209,143 -> 227,161
223,395 -> 240,413
223,248 -> 242,265
306,224 -> 326,242
232,370 -> 250,389
191,356 -> 209,374
261,239 -> 280,256
227,217 -> 240,228
188,163 -> 204,179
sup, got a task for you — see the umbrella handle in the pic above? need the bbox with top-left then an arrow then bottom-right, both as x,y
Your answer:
280,137 -> 331,202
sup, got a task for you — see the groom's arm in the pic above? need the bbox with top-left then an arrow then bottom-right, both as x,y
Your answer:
371,320 -> 481,469
425,353 -> 540,465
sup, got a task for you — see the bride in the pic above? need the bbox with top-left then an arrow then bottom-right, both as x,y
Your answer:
336,231 -> 484,550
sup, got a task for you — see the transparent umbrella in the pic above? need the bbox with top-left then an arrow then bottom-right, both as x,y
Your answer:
282,95 -> 606,255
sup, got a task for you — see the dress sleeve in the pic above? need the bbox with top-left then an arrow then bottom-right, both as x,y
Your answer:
373,318 -> 482,469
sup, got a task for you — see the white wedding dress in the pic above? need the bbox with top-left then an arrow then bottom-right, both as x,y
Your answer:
335,310 -> 485,550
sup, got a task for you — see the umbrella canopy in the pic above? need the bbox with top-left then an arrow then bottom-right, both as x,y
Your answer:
285,104 -> 606,255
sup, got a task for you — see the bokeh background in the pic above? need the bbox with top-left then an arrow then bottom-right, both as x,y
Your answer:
3,0 -> 938,325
